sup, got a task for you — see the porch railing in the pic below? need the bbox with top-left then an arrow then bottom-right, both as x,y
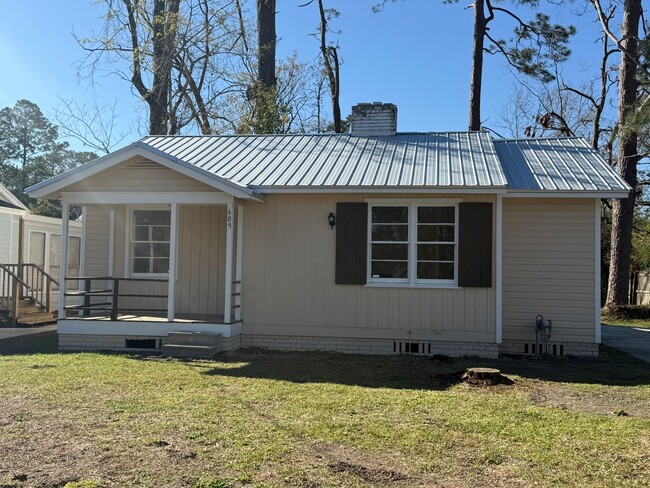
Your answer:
0,263 -> 59,325
63,276 -> 168,320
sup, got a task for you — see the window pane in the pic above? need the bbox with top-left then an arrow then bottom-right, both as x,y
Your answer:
371,224 -> 408,241
152,243 -> 170,257
29,232 -> 46,267
417,262 -> 454,280
134,226 -> 150,241
133,258 -> 150,273
152,258 -> 169,273
372,206 -> 408,223
417,244 -> 455,261
68,237 -> 81,268
50,235 -> 61,267
372,244 -> 408,260
133,243 -> 151,257
418,206 -> 454,223
152,226 -> 170,241
371,261 -> 408,279
417,225 -> 454,242
134,210 -> 171,225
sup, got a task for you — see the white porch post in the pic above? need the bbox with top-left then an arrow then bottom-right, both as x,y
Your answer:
495,194 -> 503,344
59,200 -> 70,320
224,201 -> 234,324
167,203 -> 178,322
235,205 -> 243,321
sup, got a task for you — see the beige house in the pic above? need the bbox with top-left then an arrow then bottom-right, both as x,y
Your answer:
26,103 -> 630,357
1,183 -> 82,325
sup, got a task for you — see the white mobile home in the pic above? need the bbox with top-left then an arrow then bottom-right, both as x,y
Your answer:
1,183 -> 82,325
26,103 -> 630,357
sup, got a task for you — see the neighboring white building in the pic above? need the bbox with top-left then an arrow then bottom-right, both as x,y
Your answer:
0,183 -> 82,321
26,103 -> 631,357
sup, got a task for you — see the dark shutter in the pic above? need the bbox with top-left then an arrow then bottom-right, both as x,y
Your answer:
335,202 -> 368,284
458,202 -> 493,287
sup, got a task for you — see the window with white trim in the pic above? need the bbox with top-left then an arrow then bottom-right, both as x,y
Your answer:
369,202 -> 457,286
131,210 -> 171,275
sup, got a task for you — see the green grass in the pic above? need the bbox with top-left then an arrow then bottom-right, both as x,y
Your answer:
602,316 -> 650,329
0,346 -> 649,487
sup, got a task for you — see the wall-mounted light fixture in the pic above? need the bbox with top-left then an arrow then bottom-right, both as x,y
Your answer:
328,212 -> 336,229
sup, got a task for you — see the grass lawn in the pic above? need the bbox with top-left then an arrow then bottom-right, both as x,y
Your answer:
601,317 -> 650,329
0,337 -> 649,487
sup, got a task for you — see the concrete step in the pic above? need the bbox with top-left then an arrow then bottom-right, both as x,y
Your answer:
161,344 -> 221,359
167,331 -> 223,347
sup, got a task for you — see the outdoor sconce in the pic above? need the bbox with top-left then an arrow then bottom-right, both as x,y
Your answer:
328,212 -> 336,229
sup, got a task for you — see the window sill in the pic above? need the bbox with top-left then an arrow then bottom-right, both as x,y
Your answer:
365,282 -> 460,290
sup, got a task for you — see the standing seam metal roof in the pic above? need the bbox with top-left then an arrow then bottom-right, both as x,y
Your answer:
140,132 -> 509,189
493,137 -> 630,192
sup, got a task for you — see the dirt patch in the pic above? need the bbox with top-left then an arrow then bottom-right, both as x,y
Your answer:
327,460 -> 408,484
525,380 -> 650,418
434,368 -> 514,388
0,396 -> 206,488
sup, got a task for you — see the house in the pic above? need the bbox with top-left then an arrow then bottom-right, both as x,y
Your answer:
25,103 -> 630,357
0,183 -> 82,325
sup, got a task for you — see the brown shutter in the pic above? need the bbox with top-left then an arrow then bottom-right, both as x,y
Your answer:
458,202 -> 493,287
335,202 -> 368,285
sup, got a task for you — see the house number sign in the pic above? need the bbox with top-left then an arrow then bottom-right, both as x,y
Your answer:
227,208 -> 233,230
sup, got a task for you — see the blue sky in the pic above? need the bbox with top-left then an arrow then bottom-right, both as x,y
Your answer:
0,1 -> 608,150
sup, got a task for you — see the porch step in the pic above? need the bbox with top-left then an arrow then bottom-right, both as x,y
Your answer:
162,331 -> 223,359
161,344 -> 221,359
14,312 -> 56,326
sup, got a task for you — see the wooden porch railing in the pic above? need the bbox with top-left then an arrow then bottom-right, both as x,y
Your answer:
0,263 -> 58,325
63,277 -> 168,321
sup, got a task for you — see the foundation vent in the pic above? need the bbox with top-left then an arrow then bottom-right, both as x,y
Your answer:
393,341 -> 431,355
125,338 -> 160,349
523,343 -> 564,356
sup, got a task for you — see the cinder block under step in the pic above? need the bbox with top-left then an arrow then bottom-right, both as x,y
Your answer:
162,331 -> 223,358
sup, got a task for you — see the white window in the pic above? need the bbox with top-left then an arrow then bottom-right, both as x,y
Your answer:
130,209 -> 171,276
50,234 -> 81,290
368,201 -> 457,287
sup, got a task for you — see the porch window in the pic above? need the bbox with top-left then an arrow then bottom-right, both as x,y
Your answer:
369,202 -> 457,286
131,210 -> 171,275
50,234 -> 81,290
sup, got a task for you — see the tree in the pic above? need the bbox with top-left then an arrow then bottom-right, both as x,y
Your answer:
595,0 -> 643,307
252,0 -> 281,133
77,0 -> 250,135
0,100 -> 96,215
314,0 -> 343,133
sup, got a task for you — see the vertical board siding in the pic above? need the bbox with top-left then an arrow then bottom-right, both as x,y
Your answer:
0,213 -> 14,262
83,206 -> 111,306
175,205 -> 226,315
242,193 -> 496,341
502,198 -> 596,342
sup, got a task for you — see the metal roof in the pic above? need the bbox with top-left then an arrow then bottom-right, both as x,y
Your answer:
140,132 -> 508,189
494,137 -> 630,193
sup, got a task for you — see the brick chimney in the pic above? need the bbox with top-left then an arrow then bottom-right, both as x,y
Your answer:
350,102 -> 397,136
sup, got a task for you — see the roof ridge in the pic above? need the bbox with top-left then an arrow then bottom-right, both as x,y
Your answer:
140,130 -> 488,140
493,136 -> 583,143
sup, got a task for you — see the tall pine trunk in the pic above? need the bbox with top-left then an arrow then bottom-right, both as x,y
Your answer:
317,0 -> 342,133
605,0 -> 641,307
257,0 -> 276,88
468,0 -> 485,131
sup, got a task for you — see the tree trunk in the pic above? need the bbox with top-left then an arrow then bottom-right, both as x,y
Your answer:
468,0 -> 485,131
605,0 -> 641,307
257,0 -> 276,89
317,0 -> 342,133
149,0 -> 181,135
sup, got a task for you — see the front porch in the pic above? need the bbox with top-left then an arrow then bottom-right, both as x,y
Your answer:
57,190 -> 246,347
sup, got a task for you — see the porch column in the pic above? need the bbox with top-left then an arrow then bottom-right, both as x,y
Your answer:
58,200 -> 70,320
167,203 -> 178,322
235,205 -> 243,321
224,201 -> 234,324
495,194 -> 503,344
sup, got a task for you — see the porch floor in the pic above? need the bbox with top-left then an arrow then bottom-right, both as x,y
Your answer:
65,313 -> 240,324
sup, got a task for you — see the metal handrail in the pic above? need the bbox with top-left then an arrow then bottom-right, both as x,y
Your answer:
63,276 -> 168,321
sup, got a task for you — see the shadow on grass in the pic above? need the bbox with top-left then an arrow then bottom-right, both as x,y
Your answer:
195,346 -> 650,390
0,331 -> 58,355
